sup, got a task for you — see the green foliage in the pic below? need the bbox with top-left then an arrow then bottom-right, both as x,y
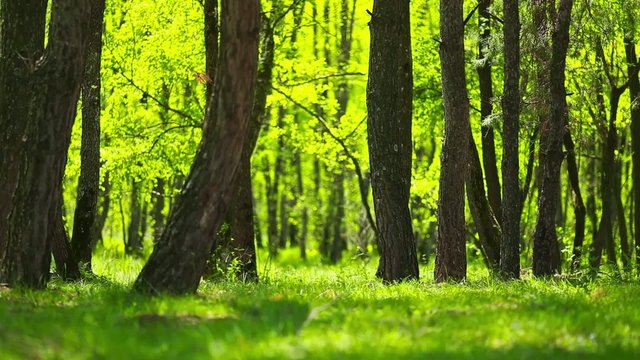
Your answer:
2,250 -> 640,359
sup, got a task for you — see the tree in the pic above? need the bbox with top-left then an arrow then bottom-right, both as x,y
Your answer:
476,0 -> 502,225
133,0 -> 260,294
625,30 -> 640,274
366,0 -> 419,282
434,0 -> 470,282
70,0 -> 106,272
0,0 -> 92,287
531,0 -> 573,276
500,0 -> 521,279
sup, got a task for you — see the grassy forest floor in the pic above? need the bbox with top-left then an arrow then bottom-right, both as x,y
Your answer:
1,248 -> 640,359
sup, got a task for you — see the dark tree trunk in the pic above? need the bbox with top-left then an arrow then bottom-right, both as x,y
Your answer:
367,0 -> 418,282
204,0 -> 219,101
532,0 -> 572,276
228,158 -> 258,281
133,0 -> 259,294
466,134 -> 501,271
329,174 -> 346,264
126,180 -> 143,254
92,171 -> 111,246
71,0 -> 106,271
624,35 -> 640,274
295,152 -> 308,260
435,0 -> 470,282
614,145 -> 631,271
591,87 -> 625,270
151,178 -> 165,244
500,0 -> 521,279
0,0 -> 92,287
477,0 -> 502,225
51,201 -> 80,279
265,160 -> 279,256
221,15 -> 276,279
564,131 -> 586,272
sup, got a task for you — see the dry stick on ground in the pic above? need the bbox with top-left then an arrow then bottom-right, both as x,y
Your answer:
271,86 -> 378,239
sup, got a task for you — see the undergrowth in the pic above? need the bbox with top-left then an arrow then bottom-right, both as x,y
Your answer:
1,248 -> 639,359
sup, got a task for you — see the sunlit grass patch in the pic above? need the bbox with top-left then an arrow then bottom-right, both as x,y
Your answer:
1,251 -> 639,359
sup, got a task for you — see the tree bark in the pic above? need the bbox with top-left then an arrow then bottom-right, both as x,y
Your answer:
151,178 -> 165,244
0,0 -> 92,287
204,0 -> 219,101
435,0 -> 470,282
500,0 -> 521,279
466,134 -> 501,271
133,0 -> 259,294
92,171 -> 111,246
564,131 -> 586,272
126,180 -> 143,254
71,0 -> 106,271
532,0 -> 572,276
367,0 -> 419,282
624,35 -> 640,274
477,0 -> 502,225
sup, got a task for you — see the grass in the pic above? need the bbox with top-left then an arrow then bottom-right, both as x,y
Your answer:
1,248 -> 640,359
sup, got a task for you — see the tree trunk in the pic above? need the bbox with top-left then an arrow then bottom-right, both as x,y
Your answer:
466,134 -> 501,271
151,178 -> 165,244
71,0 -> 106,271
126,180 -> 143,254
590,82 -> 626,271
435,0 -> 470,282
0,0 -> 92,288
51,201 -> 80,279
624,35 -> 640,274
500,0 -> 521,279
329,174 -> 346,264
204,0 -> 218,101
92,171 -> 111,246
367,0 -> 418,282
614,144 -> 631,271
477,0 -> 502,225
228,158 -> 258,281
532,0 -> 572,276
295,152 -> 308,260
133,0 -> 259,294
564,131 -> 586,272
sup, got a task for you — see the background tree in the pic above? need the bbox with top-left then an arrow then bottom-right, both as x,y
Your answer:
133,0 -> 260,294
0,0 -> 92,287
366,0 -> 418,282
435,0 -> 470,282
500,0 -> 522,279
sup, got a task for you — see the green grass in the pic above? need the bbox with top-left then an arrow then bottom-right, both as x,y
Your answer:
1,248 -> 640,359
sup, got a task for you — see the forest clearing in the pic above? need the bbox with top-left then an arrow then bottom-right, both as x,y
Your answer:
2,0 -> 640,358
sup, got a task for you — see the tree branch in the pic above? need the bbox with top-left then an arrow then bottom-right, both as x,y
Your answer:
272,86 -> 379,237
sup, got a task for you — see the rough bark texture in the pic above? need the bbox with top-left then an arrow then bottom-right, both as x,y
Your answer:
204,0 -> 219,101
0,0 -> 92,287
590,86 -> 624,270
624,36 -> 640,274
92,171 -> 111,245
133,0 -> 259,294
532,0 -> 572,276
71,0 -> 106,270
477,0 -> 502,225
466,134 -> 501,271
500,0 -> 521,279
367,0 -> 419,282
565,131 -> 586,272
435,0 -> 470,282
126,180 -> 143,254
151,178 -> 165,243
